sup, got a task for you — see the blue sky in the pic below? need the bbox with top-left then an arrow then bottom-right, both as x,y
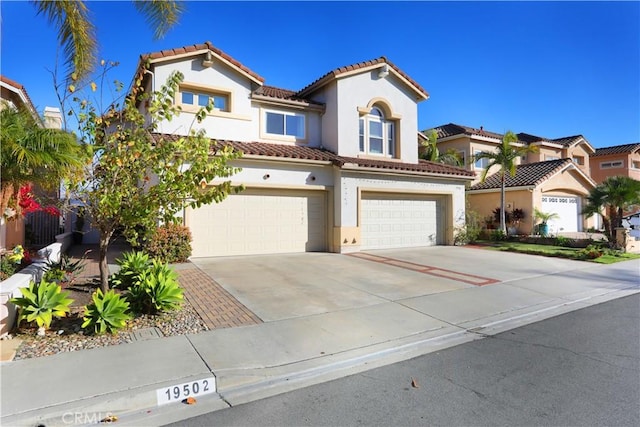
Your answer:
1,1 -> 638,148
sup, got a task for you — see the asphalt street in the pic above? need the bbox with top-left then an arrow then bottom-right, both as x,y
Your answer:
166,293 -> 640,427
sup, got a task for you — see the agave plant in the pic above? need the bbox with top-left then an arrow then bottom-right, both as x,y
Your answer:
82,289 -> 132,334
110,251 -> 151,289
128,260 -> 183,314
10,279 -> 73,331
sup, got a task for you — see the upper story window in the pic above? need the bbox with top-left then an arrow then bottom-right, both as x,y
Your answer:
600,160 -> 623,169
359,107 -> 395,157
545,154 -> 560,161
264,110 -> 305,139
572,156 -> 585,165
179,86 -> 231,113
474,150 -> 490,169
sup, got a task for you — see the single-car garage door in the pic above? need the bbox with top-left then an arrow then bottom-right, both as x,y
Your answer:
360,193 -> 445,250
541,195 -> 580,233
186,189 -> 327,257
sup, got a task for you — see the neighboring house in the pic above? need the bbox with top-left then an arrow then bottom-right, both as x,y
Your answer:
0,75 -> 64,250
589,143 -> 640,184
0,76 -> 40,250
425,123 -> 598,234
134,42 -> 474,257
466,159 -> 597,235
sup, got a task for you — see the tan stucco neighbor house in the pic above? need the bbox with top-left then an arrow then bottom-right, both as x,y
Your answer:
467,159 -> 597,235
133,42 -> 474,257
424,123 -> 598,234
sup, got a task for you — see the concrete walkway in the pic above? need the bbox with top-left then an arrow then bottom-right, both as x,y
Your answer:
1,248 -> 638,427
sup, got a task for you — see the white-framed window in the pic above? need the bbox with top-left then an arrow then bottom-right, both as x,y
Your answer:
632,160 -> 640,170
600,160 -> 623,169
545,154 -> 560,161
180,90 -> 229,112
474,150 -> 490,169
572,156 -> 585,165
359,107 -> 395,157
264,110 -> 305,139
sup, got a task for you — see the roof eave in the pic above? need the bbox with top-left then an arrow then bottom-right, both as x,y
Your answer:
340,163 -> 475,180
251,94 -> 326,112
467,185 -> 536,193
142,48 -> 265,86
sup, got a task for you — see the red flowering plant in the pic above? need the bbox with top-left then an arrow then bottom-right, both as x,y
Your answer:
3,184 -> 62,219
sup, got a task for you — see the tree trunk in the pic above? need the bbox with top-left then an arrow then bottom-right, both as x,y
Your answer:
500,174 -> 507,234
98,232 -> 113,293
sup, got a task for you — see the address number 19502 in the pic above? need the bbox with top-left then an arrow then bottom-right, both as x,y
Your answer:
156,377 -> 216,405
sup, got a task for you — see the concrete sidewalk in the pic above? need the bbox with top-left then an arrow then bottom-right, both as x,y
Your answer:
1,254 -> 638,427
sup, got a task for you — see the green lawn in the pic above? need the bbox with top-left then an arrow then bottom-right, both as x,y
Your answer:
476,241 -> 640,264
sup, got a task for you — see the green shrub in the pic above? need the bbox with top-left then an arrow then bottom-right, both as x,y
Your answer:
0,255 -> 18,281
490,229 -> 508,241
43,268 -> 66,283
554,236 -> 574,248
578,244 -> 604,260
144,224 -> 192,263
127,260 -> 183,314
454,208 -> 483,245
10,279 -> 73,330
82,289 -> 132,334
110,251 -> 151,289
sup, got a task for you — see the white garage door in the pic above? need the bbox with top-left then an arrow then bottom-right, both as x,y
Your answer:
186,190 -> 327,257
541,195 -> 580,234
361,194 -> 444,250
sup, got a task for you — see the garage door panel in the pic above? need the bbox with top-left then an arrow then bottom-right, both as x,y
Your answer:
187,191 -> 327,257
361,195 -> 443,250
541,195 -> 579,233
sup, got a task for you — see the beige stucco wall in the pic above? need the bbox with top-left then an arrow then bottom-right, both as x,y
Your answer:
565,143 -> 592,176
468,189 -> 535,234
589,152 -> 640,184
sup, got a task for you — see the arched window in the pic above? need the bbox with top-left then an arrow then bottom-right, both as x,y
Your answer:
359,107 -> 395,157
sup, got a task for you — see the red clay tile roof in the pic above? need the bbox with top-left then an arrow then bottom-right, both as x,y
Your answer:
254,85 -> 323,106
152,134 -> 473,178
430,123 -> 505,141
339,157 -> 475,177
0,75 -> 38,114
592,143 -> 640,156
140,41 -> 265,83
469,159 -> 574,190
297,57 -> 429,99
428,123 -> 592,150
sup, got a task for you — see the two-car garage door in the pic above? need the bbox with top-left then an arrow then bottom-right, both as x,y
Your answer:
186,189 -> 327,257
360,193 -> 444,250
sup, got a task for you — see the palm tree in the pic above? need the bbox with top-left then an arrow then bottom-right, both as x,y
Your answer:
0,107 -> 87,216
33,0 -> 184,82
420,130 -> 462,166
583,176 -> 640,244
473,131 -> 538,234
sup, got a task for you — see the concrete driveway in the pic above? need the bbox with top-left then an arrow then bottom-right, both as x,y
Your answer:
190,246 -> 587,322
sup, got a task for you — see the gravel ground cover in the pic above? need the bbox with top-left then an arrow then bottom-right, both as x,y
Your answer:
10,281 -> 208,361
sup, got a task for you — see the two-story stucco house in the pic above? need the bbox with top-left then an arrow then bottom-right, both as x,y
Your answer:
134,42 -> 474,257
589,143 -> 640,184
424,123 -> 597,235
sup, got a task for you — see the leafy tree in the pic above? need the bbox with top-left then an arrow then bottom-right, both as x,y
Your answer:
32,0 -> 184,82
69,64 -> 242,292
583,176 -> 640,244
472,131 -> 538,234
420,130 -> 462,166
0,106 -> 87,217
